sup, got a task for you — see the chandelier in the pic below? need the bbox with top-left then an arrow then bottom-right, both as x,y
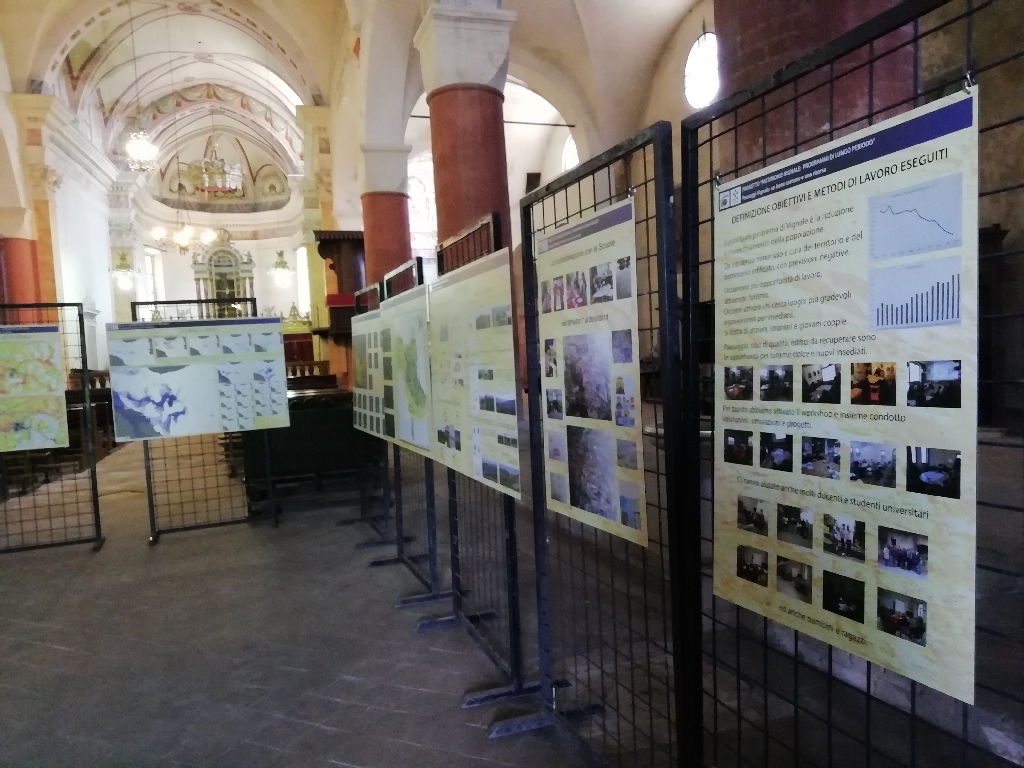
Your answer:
126,131 -> 159,173
124,1 -> 159,173
269,251 -> 294,288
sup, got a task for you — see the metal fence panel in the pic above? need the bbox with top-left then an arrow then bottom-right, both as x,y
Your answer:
0,303 -> 103,553
519,122 -> 684,765
130,299 -> 268,542
682,1 -> 1024,765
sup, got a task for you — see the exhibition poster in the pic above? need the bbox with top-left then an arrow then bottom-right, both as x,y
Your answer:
0,325 -> 69,452
536,198 -> 648,547
352,309 -> 387,439
428,248 -> 521,498
379,284 -> 434,457
107,317 -> 289,442
713,90 -> 978,702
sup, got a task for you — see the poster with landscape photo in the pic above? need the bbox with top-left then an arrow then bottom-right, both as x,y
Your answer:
536,199 -> 648,547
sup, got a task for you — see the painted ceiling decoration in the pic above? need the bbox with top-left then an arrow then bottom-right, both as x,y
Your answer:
128,83 -> 302,159
48,0 -> 316,101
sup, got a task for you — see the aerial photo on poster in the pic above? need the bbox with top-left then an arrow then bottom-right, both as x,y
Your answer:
0,325 -> 69,452
537,198 -> 648,546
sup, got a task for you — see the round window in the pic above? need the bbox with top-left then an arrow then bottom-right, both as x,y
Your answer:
684,32 -> 719,109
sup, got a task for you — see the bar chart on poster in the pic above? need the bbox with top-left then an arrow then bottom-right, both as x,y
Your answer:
535,199 -> 648,547
713,90 -> 978,702
428,249 -> 521,498
107,318 -> 289,442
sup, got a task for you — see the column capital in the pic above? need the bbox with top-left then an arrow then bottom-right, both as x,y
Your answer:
414,3 -> 516,94
360,143 -> 412,195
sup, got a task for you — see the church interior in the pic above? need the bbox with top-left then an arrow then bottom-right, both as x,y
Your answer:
1,0 -> 1023,766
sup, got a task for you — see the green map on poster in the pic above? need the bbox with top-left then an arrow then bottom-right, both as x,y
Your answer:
0,325 -> 70,452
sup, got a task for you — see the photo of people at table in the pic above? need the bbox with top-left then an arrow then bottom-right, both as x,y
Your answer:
822,571 -> 865,623
724,430 -> 754,466
823,514 -> 866,561
776,557 -> 812,604
907,360 -> 961,408
802,363 -> 841,404
876,588 -> 927,646
802,437 -> 841,479
777,504 -> 813,548
760,365 -> 794,401
878,526 -> 928,578
760,432 -> 794,472
724,366 -> 754,401
906,446 -> 961,499
737,545 -> 769,587
850,362 -> 897,406
737,495 -> 770,536
849,441 -> 897,488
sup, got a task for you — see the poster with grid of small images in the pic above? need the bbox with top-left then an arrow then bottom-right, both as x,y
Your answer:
352,310 -> 386,438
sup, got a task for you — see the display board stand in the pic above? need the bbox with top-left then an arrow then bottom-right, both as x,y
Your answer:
0,303 -> 104,555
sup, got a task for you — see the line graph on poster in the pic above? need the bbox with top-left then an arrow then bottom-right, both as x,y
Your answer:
869,173 -> 962,260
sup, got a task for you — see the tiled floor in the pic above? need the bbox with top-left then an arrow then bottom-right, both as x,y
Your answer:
0,444 -> 584,768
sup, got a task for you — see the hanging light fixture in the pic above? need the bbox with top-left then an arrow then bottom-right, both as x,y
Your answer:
269,250 -> 293,288
124,1 -> 159,173
113,252 -> 135,291
151,225 -> 167,242
200,228 -> 217,245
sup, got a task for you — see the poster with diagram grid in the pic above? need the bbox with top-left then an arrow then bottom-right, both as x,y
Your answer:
352,309 -> 386,438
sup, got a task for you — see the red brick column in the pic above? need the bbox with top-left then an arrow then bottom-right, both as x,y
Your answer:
1,238 -> 43,304
427,83 -> 511,246
361,191 -> 412,285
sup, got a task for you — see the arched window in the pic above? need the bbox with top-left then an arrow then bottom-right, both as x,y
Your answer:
684,32 -> 720,109
561,136 -> 579,172
408,151 -> 437,260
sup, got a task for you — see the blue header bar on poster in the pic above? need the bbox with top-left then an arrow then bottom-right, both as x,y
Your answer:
109,318 -> 281,332
0,325 -> 60,335
720,96 -> 973,211
537,200 -> 633,254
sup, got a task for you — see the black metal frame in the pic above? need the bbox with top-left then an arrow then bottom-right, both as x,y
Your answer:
412,212 -> 544,717
518,121 -> 683,763
0,303 -> 104,554
681,1 -> 1024,766
356,264 -> 452,606
129,298 -> 280,544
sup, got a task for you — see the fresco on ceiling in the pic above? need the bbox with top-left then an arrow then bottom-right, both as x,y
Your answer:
156,137 -> 290,214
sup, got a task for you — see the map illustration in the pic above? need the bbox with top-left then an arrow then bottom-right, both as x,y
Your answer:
391,309 -> 431,448
111,365 -> 220,439
0,327 -> 69,452
109,337 -> 154,367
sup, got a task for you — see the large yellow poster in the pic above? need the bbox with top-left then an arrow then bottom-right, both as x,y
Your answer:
714,90 -> 978,702
0,325 -> 69,452
379,284 -> 434,458
428,249 -> 521,498
536,199 -> 648,547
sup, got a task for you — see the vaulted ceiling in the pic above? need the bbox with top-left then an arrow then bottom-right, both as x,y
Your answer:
39,0 -> 328,179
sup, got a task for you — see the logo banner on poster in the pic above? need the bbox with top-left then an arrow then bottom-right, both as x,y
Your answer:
713,90 -> 978,703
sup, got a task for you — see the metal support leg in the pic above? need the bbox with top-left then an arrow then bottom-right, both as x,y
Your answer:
396,457 -> 454,607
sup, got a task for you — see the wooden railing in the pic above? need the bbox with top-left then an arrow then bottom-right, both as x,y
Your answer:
286,360 -> 331,378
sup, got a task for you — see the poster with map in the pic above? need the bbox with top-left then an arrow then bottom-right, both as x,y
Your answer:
535,199 -> 648,547
352,309 -> 386,438
428,249 -> 521,498
0,325 -> 69,452
107,317 -> 289,442
379,284 -> 433,456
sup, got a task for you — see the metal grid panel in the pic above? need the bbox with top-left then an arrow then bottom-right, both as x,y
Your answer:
144,432 -> 249,534
130,299 -> 259,540
431,214 -> 530,685
520,124 -> 682,765
682,1 -> 1024,765
0,304 -> 102,553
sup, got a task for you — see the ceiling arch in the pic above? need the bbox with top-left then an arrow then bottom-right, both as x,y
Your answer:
30,0 -> 323,106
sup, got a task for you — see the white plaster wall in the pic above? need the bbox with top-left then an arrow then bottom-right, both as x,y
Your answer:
641,0 -> 716,185
242,240 -> 303,317
52,173 -> 112,367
